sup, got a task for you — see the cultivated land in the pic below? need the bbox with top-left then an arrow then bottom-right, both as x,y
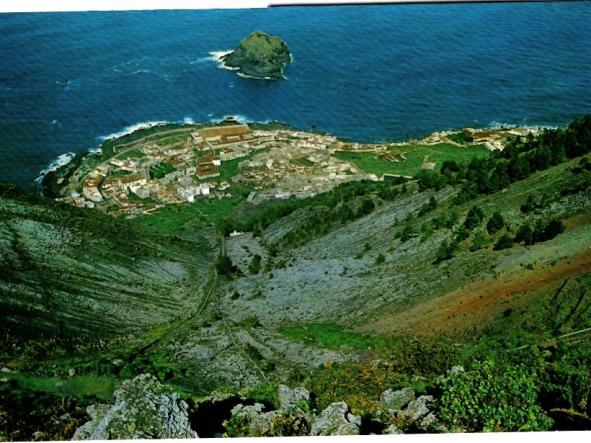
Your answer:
2,117 -> 591,439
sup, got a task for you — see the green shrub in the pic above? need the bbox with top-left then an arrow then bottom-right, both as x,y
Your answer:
215,255 -> 237,276
494,235 -> 513,251
434,239 -> 458,263
438,357 -> 553,432
464,206 -> 485,230
248,254 -> 262,275
486,212 -> 505,234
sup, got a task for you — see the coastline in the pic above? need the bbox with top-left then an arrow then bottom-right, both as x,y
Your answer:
38,116 -> 555,197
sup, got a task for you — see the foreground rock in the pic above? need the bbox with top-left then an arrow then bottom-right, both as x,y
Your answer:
221,31 -> 291,80
310,401 -> 361,436
72,374 -> 197,440
380,387 -> 416,413
225,385 -> 312,437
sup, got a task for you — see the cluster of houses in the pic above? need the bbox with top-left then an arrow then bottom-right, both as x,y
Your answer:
58,122 -> 405,216
238,133 -> 368,204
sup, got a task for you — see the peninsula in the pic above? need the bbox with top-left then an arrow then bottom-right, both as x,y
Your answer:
42,118 -> 533,222
221,31 -> 292,80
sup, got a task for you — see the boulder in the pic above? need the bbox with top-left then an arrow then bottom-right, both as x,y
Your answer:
380,387 -> 415,412
417,412 -> 447,433
226,403 -> 311,437
278,385 -> 310,414
72,374 -> 197,440
403,395 -> 434,423
310,402 -> 361,436
384,424 -> 403,435
227,403 -> 276,437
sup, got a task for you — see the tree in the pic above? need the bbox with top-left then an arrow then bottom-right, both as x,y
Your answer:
215,255 -> 238,276
248,254 -> 262,275
539,219 -> 565,242
441,160 -> 461,174
494,235 -> 514,251
470,230 -> 490,251
514,223 -> 534,245
464,206 -> 485,230
336,204 -> 354,223
418,196 -> 437,216
520,195 -> 539,214
434,239 -> 458,263
416,169 -> 447,191
400,225 -> 416,242
356,197 -> 375,218
375,253 -> 385,265
486,212 -> 505,234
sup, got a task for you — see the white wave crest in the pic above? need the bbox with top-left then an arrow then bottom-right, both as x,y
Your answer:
210,114 -> 254,124
34,152 -> 76,183
208,50 -> 239,71
98,120 -> 168,141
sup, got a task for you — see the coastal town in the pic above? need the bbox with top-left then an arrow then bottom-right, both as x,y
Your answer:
54,121 -> 539,218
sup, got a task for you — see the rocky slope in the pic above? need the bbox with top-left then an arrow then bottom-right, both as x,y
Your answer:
222,31 -> 291,80
0,183 -> 216,354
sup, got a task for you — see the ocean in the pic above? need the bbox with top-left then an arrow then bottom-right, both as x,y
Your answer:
0,2 -> 590,187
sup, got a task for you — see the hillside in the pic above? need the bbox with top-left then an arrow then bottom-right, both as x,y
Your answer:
1,116 -> 591,439
0,183 -> 216,355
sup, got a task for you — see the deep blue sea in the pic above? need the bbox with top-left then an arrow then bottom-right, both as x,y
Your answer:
1,3 -> 590,187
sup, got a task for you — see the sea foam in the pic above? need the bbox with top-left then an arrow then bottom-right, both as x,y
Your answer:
98,120 -> 168,141
34,152 -> 76,183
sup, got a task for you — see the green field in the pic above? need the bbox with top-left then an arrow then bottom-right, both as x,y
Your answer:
335,143 -> 490,177
5,373 -> 118,402
130,195 -> 245,235
118,149 -> 146,159
279,323 -> 386,350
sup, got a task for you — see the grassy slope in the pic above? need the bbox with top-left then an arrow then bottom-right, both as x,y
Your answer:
336,143 -> 489,176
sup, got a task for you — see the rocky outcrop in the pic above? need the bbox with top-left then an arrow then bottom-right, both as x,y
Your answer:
224,385 -> 312,437
221,31 -> 291,80
278,384 -> 310,414
380,387 -> 416,413
72,374 -> 197,440
310,401 -> 361,436
403,395 -> 434,423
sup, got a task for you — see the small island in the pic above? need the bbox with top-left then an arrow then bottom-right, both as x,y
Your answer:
220,31 -> 292,80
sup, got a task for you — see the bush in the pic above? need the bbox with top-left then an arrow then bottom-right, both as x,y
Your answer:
486,212 -> 505,234
514,223 -> 534,245
538,219 -> 565,242
248,254 -> 262,275
434,239 -> 458,263
418,196 -> 437,216
494,235 -> 513,251
470,231 -> 490,251
437,356 -> 553,432
356,197 -> 375,218
464,206 -> 485,230
375,253 -> 386,265
215,255 -> 237,276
